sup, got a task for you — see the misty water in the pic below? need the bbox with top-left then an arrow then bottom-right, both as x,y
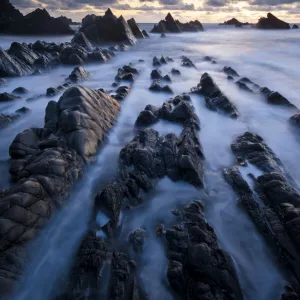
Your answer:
1,24 -> 300,299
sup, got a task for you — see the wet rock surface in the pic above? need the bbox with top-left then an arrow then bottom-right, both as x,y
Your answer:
191,72 -> 239,118
127,18 -> 144,39
166,200 -> 244,300
149,81 -> 173,94
0,86 -> 121,294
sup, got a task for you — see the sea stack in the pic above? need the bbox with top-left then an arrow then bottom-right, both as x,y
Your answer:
256,12 -> 290,29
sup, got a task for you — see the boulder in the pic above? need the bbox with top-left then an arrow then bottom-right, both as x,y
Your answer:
15,106 -> 31,114
171,68 -> 181,76
260,87 -> 295,107
181,56 -> 196,68
115,65 -> 138,82
0,86 -> 121,295
127,18 -> 144,39
149,81 -> 173,94
223,66 -> 239,77
67,66 -> 89,83
0,92 -> 20,102
256,12 -> 290,29
142,29 -> 149,37
0,113 -> 20,128
292,24 -> 299,29
219,18 -> 249,26
80,9 -> 136,45
111,86 -> 131,101
151,69 -> 171,82
12,87 -> 29,95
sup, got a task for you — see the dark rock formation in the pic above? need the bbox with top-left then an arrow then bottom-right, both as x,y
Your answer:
219,18 -> 249,26
149,81 -> 173,94
15,106 -> 31,114
153,56 -> 169,66
256,12 -> 290,29
127,18 -> 144,39
171,68 -> 181,76
191,72 -> 239,118
235,80 -> 253,93
67,66 -> 89,83
129,229 -> 146,252
0,0 -> 23,32
0,92 -> 20,102
151,69 -> 171,82
115,65 -> 138,82
12,87 -> 29,95
290,112 -> 300,127
161,33 -> 166,38
0,7 -> 74,34
181,56 -> 196,68
223,66 -> 239,77
166,200 -> 244,300
142,29 -> 149,37
71,31 -> 93,52
0,86 -> 121,295
112,86 -> 131,101
260,87 -> 295,107
151,13 -> 203,33
292,24 -> 299,29
80,9 -> 136,45
0,113 -> 20,128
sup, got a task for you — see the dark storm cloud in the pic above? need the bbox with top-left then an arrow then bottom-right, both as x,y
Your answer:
206,0 -> 227,7
251,0 -> 300,5
159,0 -> 181,5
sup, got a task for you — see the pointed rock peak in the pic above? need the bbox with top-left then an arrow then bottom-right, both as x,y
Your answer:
105,8 -> 114,16
166,13 -> 175,22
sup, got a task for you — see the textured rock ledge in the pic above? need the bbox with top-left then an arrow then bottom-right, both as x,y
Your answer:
0,86 -> 121,294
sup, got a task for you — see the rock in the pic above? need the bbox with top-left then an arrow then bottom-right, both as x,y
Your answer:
0,113 -> 20,128
0,92 -> 20,102
129,229 -> 146,252
219,18 -> 248,26
0,48 -> 33,77
46,87 -> 60,97
260,87 -> 295,107
204,56 -> 213,62
292,24 -> 299,29
0,0 -> 23,29
166,200 -> 244,300
223,66 -> 239,77
0,8 -> 74,34
153,56 -> 168,66
191,72 -> 239,118
67,66 -> 89,83
142,29 -> 149,37
135,109 -> 159,127
171,68 -> 181,76
0,86 -> 121,295
12,87 -> 29,95
290,112 -> 300,127
235,80 -> 253,92
15,106 -> 31,114
115,65 -> 138,82
151,69 -> 171,82
80,9 -> 136,45
151,13 -> 203,33
149,81 -> 173,94
161,33 -> 166,38
0,78 -> 8,85
181,56 -> 196,68
112,86 -> 131,101
227,75 -> 234,80
256,12 -> 290,29
71,31 -> 93,51
127,18 -> 144,39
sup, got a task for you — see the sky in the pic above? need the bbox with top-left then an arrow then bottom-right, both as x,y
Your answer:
10,0 -> 300,23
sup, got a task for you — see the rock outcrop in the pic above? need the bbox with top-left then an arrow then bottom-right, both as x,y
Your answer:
292,24 -> 299,29
80,9 -> 136,45
151,13 -> 203,33
127,18 -> 144,39
256,12 -> 290,29
0,86 -> 121,295
219,18 -> 249,26
166,200 -> 244,300
191,72 -> 239,118
0,0 -> 23,32
0,6 -> 74,34
224,131 -> 300,285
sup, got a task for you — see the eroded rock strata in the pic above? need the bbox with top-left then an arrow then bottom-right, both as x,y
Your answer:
224,132 -> 300,286
0,86 -> 121,294
191,72 -> 239,118
166,200 -> 244,300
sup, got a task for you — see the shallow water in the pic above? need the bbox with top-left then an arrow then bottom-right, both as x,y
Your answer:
1,24 -> 300,299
